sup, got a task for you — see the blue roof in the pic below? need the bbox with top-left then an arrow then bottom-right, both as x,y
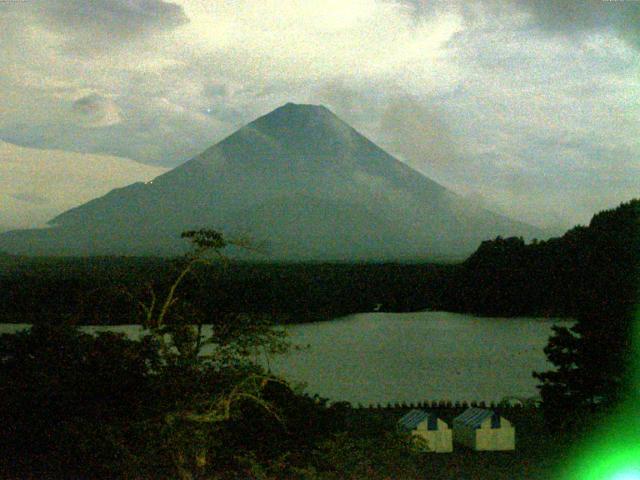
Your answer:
398,410 -> 439,431
454,408 -> 501,429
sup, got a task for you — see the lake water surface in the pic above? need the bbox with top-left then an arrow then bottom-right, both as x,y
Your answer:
268,311 -> 571,404
0,311 -> 571,405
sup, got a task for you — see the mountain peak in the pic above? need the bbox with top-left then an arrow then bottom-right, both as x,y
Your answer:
279,102 -> 328,112
248,102 -> 347,141
254,102 -> 334,124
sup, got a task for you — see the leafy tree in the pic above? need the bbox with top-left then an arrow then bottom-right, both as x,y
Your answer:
123,229 -> 294,478
0,229 -> 293,479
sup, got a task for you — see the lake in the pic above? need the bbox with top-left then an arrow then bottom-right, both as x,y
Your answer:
0,311 -> 571,405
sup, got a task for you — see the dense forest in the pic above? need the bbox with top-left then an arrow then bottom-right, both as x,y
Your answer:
440,198 -> 639,318
1,200 -> 638,325
0,257 -> 455,325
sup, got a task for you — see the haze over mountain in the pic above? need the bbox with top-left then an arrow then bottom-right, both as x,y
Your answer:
0,103 -> 542,260
0,141 -> 167,232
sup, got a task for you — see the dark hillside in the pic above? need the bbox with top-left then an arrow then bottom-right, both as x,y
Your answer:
442,199 -> 640,318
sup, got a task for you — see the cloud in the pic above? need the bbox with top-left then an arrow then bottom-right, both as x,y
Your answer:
0,0 -> 464,165
0,140 -> 168,229
378,96 -> 459,170
513,0 -> 640,49
313,88 -> 449,184
403,0 -> 640,50
31,0 -> 189,52
314,84 -> 464,179
72,94 -> 122,128
11,193 -> 48,206
176,0 -> 463,85
0,0 -> 637,229
0,97 -> 228,166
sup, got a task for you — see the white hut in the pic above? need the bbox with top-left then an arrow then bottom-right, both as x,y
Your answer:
452,408 -> 515,451
398,409 -> 452,453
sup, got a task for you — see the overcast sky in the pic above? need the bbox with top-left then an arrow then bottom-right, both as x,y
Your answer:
1,0 -> 638,230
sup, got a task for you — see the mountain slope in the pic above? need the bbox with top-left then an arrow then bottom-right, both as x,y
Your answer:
0,103 -> 541,259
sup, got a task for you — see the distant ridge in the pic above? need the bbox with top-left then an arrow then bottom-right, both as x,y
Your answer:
0,103 -> 541,259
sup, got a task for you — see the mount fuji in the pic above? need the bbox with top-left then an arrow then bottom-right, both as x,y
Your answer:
0,103 -> 541,260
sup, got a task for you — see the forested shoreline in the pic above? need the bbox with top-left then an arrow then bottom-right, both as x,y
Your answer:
440,199 -> 639,318
2,199 -> 637,325
0,258 -> 456,325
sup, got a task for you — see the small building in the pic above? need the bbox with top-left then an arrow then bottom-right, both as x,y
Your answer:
452,408 -> 515,451
398,409 -> 453,453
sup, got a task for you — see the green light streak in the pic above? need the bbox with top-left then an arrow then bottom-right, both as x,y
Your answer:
558,306 -> 640,480
610,470 -> 640,480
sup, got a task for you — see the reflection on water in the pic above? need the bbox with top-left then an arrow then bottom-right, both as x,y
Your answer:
0,311 -> 571,405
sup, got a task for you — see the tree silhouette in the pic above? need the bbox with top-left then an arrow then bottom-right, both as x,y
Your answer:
533,199 -> 640,427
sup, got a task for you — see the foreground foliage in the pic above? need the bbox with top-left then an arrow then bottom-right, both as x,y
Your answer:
0,229 -> 424,479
